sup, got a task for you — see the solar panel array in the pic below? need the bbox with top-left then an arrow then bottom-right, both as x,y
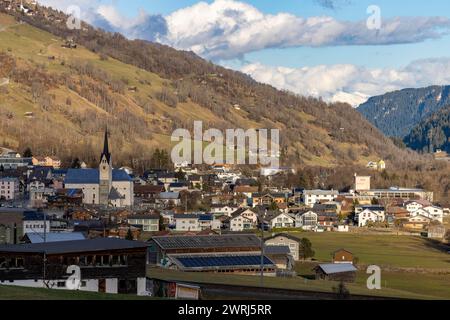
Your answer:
152,234 -> 262,250
175,255 -> 274,268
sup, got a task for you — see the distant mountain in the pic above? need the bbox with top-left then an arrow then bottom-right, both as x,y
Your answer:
404,105 -> 450,153
358,85 -> 450,138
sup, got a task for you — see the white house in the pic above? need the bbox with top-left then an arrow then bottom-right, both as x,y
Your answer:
404,200 -> 431,213
228,208 -> 258,232
210,205 -> 239,217
422,206 -> 444,223
357,209 -> 385,227
0,177 -> 19,200
127,215 -> 160,232
268,212 -> 295,229
295,211 -> 318,230
303,190 -> 339,207
229,215 -> 254,232
22,212 -> 51,236
410,207 -> 444,223
174,214 -> 200,231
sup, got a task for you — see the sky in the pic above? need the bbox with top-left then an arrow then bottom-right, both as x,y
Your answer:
37,0 -> 450,106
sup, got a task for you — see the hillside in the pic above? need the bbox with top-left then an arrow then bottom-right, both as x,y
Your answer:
358,86 -> 450,138
404,105 -> 450,153
0,4 -> 429,171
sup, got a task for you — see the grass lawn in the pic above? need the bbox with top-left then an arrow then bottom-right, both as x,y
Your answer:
286,232 -> 450,270
0,285 -> 157,300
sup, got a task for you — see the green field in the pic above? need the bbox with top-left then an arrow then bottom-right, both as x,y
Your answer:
287,232 -> 450,270
0,285 -> 156,300
149,233 -> 450,300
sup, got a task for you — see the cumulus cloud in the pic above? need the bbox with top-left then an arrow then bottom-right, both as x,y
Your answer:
241,58 -> 450,106
37,0 -> 450,60
160,0 -> 450,60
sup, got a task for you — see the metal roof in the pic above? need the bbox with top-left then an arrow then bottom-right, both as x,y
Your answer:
24,232 -> 86,244
264,245 -> 290,255
151,234 -> 262,250
65,169 -> 131,184
0,238 -> 148,255
317,263 -> 357,274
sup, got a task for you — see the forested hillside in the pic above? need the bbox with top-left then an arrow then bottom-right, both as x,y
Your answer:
404,105 -> 450,153
358,86 -> 450,138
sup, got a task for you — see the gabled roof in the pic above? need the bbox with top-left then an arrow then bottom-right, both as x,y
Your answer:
264,233 -> 301,243
150,234 -> 262,250
23,232 -> 86,244
264,245 -> 290,255
316,263 -> 357,274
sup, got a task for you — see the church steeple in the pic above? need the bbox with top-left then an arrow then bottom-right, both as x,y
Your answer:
101,127 -> 111,165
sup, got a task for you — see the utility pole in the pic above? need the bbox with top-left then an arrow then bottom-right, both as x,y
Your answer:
260,211 -> 266,287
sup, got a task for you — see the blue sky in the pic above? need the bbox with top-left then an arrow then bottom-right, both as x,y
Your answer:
39,0 -> 450,105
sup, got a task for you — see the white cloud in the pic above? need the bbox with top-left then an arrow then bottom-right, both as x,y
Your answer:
241,58 -> 450,106
36,0 -> 450,60
160,0 -> 450,60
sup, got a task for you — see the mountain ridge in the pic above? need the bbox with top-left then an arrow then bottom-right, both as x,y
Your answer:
358,85 -> 450,138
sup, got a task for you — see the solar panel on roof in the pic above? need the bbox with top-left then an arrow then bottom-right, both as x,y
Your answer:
175,255 -> 274,269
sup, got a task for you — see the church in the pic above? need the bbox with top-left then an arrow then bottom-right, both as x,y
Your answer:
65,130 -> 134,207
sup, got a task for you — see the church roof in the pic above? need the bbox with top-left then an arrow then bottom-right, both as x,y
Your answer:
65,169 -> 131,184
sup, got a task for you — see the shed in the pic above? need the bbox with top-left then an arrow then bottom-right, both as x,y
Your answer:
314,263 -> 357,282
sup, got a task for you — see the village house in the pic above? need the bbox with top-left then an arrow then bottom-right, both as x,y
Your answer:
0,177 -> 19,200
252,192 -> 288,207
295,211 -> 318,230
210,204 -> 240,217
303,190 -> 339,207
174,214 -> 201,232
265,211 -> 295,229
332,249 -> 354,264
127,214 -> 160,232
22,211 -> 50,236
403,214 -> 432,230
357,208 -> 386,227
264,233 -> 301,261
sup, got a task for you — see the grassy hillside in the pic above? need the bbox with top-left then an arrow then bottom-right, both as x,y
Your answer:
0,8 -> 419,170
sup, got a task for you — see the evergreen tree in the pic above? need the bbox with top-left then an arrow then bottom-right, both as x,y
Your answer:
23,147 -> 33,158
299,238 -> 315,260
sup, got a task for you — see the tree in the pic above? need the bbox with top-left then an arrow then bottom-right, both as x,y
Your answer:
333,281 -> 350,299
299,238 -> 315,260
71,157 -> 81,169
125,228 -> 134,241
23,147 -> 33,158
268,201 -> 278,211
175,168 -> 186,181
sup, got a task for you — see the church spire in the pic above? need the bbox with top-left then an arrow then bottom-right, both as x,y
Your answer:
101,127 -> 111,164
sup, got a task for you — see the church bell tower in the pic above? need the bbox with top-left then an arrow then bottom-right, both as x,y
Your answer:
99,128 -> 112,205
